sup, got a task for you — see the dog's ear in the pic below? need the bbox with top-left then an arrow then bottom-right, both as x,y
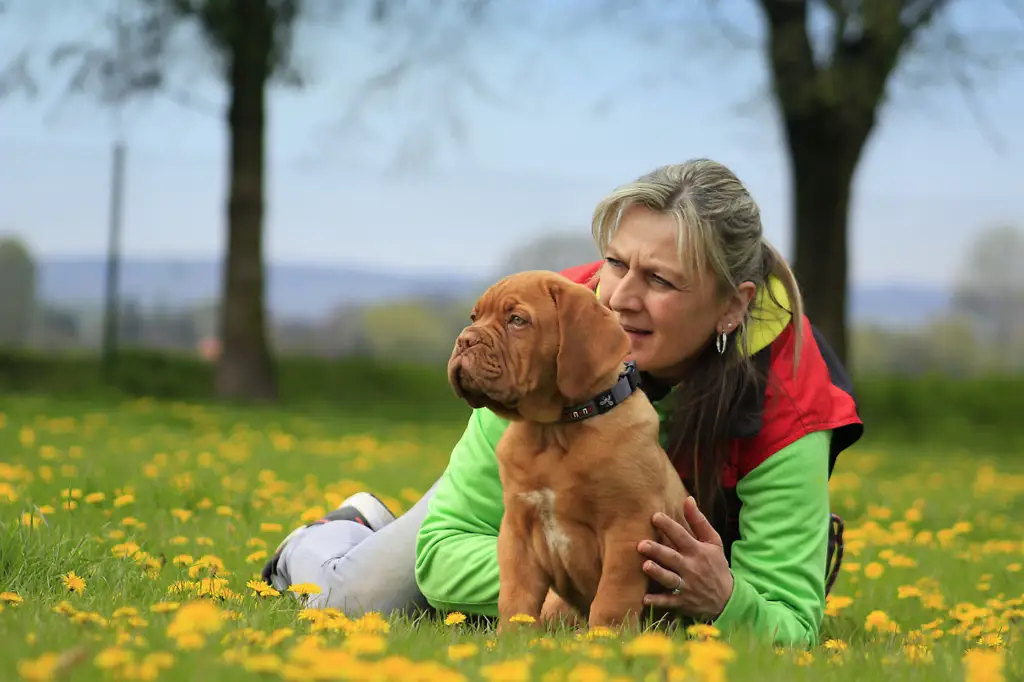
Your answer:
551,279 -> 631,403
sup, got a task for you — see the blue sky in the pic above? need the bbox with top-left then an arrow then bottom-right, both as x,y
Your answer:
1,0 -> 1022,288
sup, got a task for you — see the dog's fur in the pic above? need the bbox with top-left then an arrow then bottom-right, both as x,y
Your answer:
447,270 -> 691,631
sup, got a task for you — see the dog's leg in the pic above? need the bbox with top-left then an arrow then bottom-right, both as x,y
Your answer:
496,514 -> 549,633
540,588 -> 582,630
587,523 -> 652,631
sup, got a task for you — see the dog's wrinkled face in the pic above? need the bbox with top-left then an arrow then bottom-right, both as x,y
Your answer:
447,270 -> 631,422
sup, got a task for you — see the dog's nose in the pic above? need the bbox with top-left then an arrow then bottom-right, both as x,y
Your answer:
456,327 -> 483,353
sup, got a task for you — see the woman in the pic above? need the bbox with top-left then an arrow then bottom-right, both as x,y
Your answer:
263,159 -> 863,646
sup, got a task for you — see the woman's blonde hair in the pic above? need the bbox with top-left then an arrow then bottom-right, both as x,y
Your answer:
589,159 -> 805,514
591,158 -> 804,361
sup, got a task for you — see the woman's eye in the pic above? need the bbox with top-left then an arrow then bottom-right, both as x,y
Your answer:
651,274 -> 674,288
605,257 -> 625,269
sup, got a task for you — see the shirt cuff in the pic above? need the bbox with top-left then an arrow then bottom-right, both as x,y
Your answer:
712,571 -> 756,632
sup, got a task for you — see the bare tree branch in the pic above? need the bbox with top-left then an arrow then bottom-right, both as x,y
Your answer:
305,0 -> 518,174
0,50 -> 37,100
44,1 -> 172,129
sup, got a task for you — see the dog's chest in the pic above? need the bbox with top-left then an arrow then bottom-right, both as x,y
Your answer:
516,488 -> 572,559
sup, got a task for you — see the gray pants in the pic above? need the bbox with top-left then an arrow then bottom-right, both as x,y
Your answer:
278,481 -> 438,616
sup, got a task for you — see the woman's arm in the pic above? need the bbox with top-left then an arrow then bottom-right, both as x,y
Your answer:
712,429 -> 832,646
414,407 -> 510,616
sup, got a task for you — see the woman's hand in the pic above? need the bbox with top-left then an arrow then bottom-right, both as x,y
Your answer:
637,496 -> 734,621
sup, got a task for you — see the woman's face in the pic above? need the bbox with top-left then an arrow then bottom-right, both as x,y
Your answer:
596,205 -> 754,382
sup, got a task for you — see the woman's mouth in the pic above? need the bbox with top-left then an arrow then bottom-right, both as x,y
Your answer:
621,324 -> 652,337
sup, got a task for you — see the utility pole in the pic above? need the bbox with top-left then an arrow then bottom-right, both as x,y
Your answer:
101,138 -> 126,376
99,0 -> 131,380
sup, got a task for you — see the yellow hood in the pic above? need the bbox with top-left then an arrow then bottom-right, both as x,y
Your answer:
740,274 -> 791,356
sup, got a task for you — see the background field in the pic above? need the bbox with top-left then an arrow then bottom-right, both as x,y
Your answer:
1,358 -> 1022,681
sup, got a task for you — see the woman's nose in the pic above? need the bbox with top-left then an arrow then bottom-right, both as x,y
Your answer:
608,278 -> 643,312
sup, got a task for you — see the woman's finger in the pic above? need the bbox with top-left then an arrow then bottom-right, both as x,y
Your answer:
638,539 -> 686,575
652,511 -> 699,552
642,558 -> 684,591
683,496 -> 723,548
643,592 -> 687,610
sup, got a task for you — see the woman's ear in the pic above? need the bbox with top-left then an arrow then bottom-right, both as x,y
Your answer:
717,281 -> 756,333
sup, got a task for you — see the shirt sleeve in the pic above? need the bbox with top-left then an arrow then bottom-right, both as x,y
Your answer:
414,407 -> 510,616
712,429 -> 832,646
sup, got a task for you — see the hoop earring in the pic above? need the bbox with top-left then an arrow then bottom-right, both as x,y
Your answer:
716,331 -> 727,355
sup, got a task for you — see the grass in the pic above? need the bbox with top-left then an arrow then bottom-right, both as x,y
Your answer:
0,391 -> 1021,681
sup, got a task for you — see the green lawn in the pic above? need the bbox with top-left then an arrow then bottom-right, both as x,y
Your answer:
0,392 -> 1020,681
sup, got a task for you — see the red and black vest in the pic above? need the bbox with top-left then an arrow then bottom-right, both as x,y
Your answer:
559,261 -> 863,579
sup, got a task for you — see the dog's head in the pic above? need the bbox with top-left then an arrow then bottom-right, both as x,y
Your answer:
447,270 -> 631,422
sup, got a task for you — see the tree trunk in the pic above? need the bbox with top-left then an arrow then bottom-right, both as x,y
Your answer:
785,112 -> 873,369
214,0 -> 277,402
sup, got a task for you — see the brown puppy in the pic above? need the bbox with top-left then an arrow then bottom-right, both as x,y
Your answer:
447,270 -> 691,631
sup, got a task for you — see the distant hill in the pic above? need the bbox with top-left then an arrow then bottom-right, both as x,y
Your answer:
36,257 -> 485,320
34,257 -> 952,327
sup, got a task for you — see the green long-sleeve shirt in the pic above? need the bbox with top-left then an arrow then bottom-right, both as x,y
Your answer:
414,406 -> 832,647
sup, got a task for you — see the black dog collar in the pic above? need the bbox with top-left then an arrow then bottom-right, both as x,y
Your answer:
560,361 -> 642,422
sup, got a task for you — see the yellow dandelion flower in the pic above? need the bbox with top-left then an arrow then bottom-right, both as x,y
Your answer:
622,632 -> 673,658
288,583 -> 322,596
60,571 -> 86,594
480,657 -> 531,682
173,632 -> 206,650
585,626 -> 617,639
864,562 -> 885,579
247,580 -> 280,598
94,646 -> 132,670
243,653 -> 283,674
793,651 -> 814,666
445,612 -> 467,626
963,648 -> 1004,682
84,492 -> 105,504
144,652 -> 175,669
343,633 -> 388,656
0,591 -> 24,605
566,662 -> 609,682
865,610 -> 900,634
245,550 -> 267,564
17,653 -> 59,681
825,594 -> 853,617
685,623 -> 721,639
113,493 -> 134,507
260,522 -> 283,533
684,639 -> 736,665
508,613 -> 536,624
447,643 -> 478,661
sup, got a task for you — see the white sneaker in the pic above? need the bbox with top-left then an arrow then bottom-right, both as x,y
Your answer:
260,491 -> 397,588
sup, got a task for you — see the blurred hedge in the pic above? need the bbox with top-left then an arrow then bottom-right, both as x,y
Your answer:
0,349 -> 1021,448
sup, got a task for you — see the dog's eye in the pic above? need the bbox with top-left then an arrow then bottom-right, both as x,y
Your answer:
469,311 -> 477,322
508,314 -> 528,327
